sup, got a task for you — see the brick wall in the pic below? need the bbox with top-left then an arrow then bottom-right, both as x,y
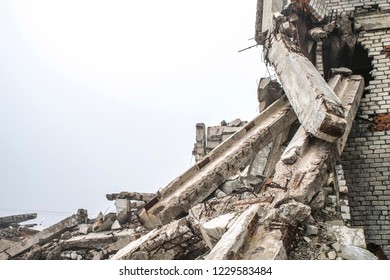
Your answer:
324,0 -> 390,13
340,28 -> 390,257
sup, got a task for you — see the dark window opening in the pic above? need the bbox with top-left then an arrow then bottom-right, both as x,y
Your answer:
349,44 -> 374,90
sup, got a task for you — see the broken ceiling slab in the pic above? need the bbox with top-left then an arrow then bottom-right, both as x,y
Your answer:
355,11 -> 390,31
240,225 -> 287,260
326,224 -> 366,248
0,213 -> 37,227
265,15 -> 348,142
199,212 -> 239,249
205,204 -> 260,260
60,229 -> 137,250
272,74 -> 364,208
106,191 -> 154,203
111,218 -> 202,260
138,95 -> 297,229
0,209 -> 87,260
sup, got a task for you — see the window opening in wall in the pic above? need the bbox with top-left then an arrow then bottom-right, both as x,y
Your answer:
349,43 -> 374,91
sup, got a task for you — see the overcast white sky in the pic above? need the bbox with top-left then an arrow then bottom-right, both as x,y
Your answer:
0,0 -> 266,226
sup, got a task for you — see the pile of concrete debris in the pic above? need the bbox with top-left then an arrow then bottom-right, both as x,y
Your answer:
0,171 -> 381,260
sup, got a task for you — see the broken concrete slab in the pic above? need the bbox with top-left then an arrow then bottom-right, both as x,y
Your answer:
272,75 -> 364,208
278,201 -> 311,225
0,213 -> 38,227
205,204 -> 260,260
94,213 -> 116,232
355,11 -> 390,31
78,224 -> 91,235
240,223 -> 287,260
115,199 -> 129,214
111,218 -> 202,260
265,15 -> 347,142
326,224 -> 366,248
339,245 -> 378,260
60,229 -> 137,250
305,225 -> 319,236
0,209 -> 87,260
199,212 -> 239,249
139,95 -> 296,229
106,192 -> 154,203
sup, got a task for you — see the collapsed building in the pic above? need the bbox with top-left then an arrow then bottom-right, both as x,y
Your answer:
1,0 -> 390,260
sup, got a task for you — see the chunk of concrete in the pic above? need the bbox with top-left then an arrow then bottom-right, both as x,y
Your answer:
206,204 -> 260,260
278,201 -> 311,224
115,199 -> 130,214
339,245 -> 378,260
199,212 -> 239,249
327,250 -> 337,260
305,225 -> 318,236
111,220 -> 122,230
326,224 -> 366,248
220,180 -> 240,195
78,224 -> 91,235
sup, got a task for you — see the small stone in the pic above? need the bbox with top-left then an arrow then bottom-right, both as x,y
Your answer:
303,236 -> 312,243
327,195 -> 337,204
78,224 -> 91,235
339,245 -> 378,260
320,244 -> 330,253
326,220 -> 344,226
220,180 -> 240,195
317,252 -> 327,260
331,67 -> 353,77
327,251 -> 337,260
341,206 -> 350,214
331,242 -> 341,252
111,220 -> 122,230
279,201 -> 311,224
306,225 -> 318,236
341,213 -> 351,220
340,199 -> 349,206
70,251 -> 78,260
60,231 -> 72,240
339,186 -> 348,194
215,189 -> 227,198
136,226 -> 144,232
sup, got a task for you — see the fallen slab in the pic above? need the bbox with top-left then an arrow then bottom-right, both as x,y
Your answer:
205,204 -> 260,260
0,213 -> 37,227
60,229 -> 137,250
199,212 -> 239,249
139,95 -> 297,229
265,14 -> 347,142
240,225 -> 287,260
272,74 -> 364,208
0,209 -> 87,260
106,192 -> 154,202
111,218 -> 203,260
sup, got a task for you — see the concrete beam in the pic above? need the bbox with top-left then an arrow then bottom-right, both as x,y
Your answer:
0,213 -> 37,226
265,15 -> 347,142
355,11 -> 390,31
139,95 -> 297,229
205,204 -> 260,260
272,74 -> 364,208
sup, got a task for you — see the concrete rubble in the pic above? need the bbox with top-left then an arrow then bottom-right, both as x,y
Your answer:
1,0 -> 389,260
